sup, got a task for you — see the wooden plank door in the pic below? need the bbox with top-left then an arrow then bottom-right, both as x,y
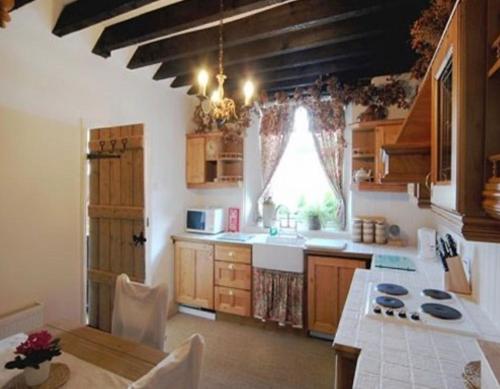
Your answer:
87,124 -> 145,332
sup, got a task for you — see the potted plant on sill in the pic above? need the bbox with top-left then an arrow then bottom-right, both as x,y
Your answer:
4,330 -> 61,386
300,205 -> 324,231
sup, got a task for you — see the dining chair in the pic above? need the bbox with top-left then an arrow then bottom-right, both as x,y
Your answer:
129,333 -> 205,389
111,274 -> 168,351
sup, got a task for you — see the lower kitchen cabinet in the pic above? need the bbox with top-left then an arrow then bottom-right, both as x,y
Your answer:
214,286 -> 251,317
307,256 -> 367,334
174,241 -> 214,309
214,261 -> 251,290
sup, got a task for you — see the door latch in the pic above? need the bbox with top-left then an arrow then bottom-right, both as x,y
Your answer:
132,231 -> 147,247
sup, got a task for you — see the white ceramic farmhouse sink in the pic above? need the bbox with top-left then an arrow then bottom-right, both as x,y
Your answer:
265,234 -> 307,246
253,235 -> 307,273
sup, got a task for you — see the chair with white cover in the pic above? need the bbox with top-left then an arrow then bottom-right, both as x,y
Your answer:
112,274 -> 168,351
129,334 -> 205,389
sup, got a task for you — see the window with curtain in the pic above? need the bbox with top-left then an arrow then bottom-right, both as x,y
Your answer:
262,106 -> 343,230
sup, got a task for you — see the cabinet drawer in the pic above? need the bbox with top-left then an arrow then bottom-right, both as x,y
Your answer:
214,286 -> 251,317
214,261 -> 251,290
215,244 -> 251,264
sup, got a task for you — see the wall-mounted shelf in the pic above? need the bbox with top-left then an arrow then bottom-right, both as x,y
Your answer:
350,118 -> 407,193
187,182 -> 241,189
352,154 -> 375,160
351,182 -> 407,193
186,132 -> 244,189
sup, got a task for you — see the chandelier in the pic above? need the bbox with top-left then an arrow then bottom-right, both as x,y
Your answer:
196,0 -> 255,127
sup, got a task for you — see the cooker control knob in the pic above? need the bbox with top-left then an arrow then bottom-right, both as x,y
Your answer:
411,312 -> 420,321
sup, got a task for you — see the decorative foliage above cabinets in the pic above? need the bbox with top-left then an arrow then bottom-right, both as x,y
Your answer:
0,0 -> 14,28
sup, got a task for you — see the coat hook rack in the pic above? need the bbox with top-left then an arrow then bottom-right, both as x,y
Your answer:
86,139 -> 122,160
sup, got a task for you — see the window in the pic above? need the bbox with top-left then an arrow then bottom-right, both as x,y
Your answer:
266,107 -> 341,230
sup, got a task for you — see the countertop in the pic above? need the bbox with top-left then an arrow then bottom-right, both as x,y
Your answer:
335,255 -> 500,389
172,232 -> 419,260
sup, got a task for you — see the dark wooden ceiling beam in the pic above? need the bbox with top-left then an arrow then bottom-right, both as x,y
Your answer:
168,39 -> 373,86
147,18 -> 384,74
211,59 -> 374,94
93,0 -> 288,58
53,0 -> 162,37
129,0 -> 391,67
13,0 -> 35,10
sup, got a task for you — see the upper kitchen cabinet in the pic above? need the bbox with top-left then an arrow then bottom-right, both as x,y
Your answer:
186,132 -> 244,189
350,119 -> 407,193
383,0 -> 500,243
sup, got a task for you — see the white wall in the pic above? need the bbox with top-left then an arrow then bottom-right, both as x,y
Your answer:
0,0 -> 194,322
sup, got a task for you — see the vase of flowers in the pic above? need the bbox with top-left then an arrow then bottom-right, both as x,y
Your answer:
4,330 -> 61,386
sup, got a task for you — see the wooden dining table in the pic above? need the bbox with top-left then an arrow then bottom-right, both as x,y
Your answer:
43,321 -> 167,382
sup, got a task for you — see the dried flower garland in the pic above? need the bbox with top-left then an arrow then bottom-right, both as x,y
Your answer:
410,0 -> 454,79
259,75 -> 414,123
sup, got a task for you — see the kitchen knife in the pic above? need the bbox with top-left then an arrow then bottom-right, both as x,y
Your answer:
439,237 -> 451,258
439,249 -> 449,271
446,234 -> 458,257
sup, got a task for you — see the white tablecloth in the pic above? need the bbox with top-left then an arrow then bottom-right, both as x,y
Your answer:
0,333 -> 132,388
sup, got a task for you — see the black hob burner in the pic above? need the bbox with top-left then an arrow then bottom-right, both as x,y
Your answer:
375,296 -> 405,309
376,283 -> 409,296
421,303 -> 462,320
422,289 -> 452,300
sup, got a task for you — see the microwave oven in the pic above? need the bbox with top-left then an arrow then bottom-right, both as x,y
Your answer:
186,208 -> 225,234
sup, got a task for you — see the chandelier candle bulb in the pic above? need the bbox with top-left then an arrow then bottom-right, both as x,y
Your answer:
243,80 -> 254,106
211,90 -> 221,104
197,69 -> 209,97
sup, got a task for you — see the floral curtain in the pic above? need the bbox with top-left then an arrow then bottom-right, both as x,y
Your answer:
257,104 -> 294,201
305,99 -> 347,229
253,268 -> 304,328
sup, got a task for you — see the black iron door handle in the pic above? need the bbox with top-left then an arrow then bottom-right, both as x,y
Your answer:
133,231 -> 147,247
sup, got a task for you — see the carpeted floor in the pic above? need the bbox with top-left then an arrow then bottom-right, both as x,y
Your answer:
165,313 -> 334,389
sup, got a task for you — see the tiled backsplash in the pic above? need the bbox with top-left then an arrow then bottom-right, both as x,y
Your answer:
472,241 -> 500,329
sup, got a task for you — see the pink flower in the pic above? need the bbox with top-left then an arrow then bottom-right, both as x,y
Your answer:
15,331 -> 53,356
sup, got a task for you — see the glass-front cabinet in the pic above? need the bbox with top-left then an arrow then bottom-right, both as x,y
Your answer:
430,9 -> 458,213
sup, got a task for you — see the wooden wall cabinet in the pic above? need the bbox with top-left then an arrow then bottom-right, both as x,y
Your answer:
351,119 -> 407,192
186,132 -> 243,189
174,241 -> 214,309
383,0 -> 500,242
186,136 -> 206,184
307,256 -> 366,334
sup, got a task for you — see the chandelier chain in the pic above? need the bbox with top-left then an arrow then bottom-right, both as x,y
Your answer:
218,0 -> 224,76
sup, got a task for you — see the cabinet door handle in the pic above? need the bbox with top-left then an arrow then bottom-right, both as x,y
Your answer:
228,251 -> 234,257
228,263 -> 234,270
425,172 -> 432,191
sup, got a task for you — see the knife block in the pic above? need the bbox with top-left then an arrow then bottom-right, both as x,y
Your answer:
443,256 -> 471,295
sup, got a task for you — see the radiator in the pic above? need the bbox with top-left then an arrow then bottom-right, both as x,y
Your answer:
0,303 -> 44,340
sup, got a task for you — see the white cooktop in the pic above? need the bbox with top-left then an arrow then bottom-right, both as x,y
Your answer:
365,282 -> 478,337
